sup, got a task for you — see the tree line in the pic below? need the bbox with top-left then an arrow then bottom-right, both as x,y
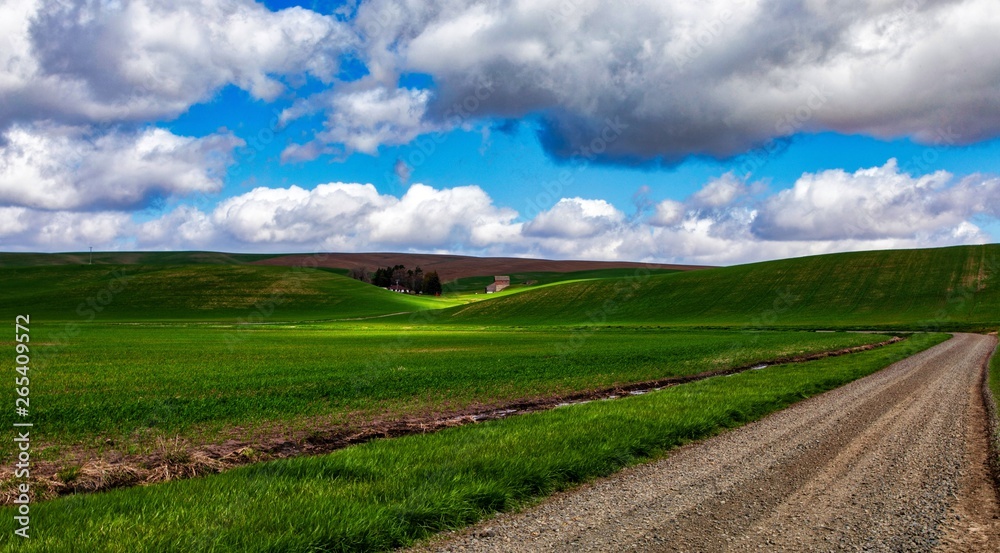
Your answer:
349,264 -> 442,295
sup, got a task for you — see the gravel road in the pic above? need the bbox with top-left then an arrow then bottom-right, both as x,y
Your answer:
409,333 -> 1000,552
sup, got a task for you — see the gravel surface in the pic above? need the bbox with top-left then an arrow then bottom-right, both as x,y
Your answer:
408,333 -> 1000,552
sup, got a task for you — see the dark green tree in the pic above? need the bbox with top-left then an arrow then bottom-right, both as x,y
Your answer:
423,271 -> 442,295
411,267 -> 424,293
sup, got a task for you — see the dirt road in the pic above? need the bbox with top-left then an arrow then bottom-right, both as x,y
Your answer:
411,333 -> 1000,552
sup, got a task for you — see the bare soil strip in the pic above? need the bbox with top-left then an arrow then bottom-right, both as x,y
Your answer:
2,337 -> 901,505
250,252 -> 708,282
410,333 -> 1000,552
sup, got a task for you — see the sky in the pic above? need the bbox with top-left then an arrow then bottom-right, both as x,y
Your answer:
1,0 -> 999,265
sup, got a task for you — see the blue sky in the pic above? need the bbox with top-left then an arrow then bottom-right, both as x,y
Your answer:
1,0 -> 999,264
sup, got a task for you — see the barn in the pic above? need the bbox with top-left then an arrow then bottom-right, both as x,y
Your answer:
485,275 -> 511,293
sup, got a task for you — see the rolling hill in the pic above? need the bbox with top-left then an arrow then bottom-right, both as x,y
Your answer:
0,264 -> 452,321
0,251 -> 281,267
0,250 -> 706,281
441,244 -> 1000,329
249,252 -> 706,282
0,251 -> 704,322
4,245 -> 999,328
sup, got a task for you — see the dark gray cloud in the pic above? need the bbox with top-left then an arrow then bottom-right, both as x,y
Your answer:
341,0 -> 1000,165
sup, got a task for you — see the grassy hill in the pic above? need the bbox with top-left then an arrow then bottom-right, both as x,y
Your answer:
0,264 -> 454,321
0,252 -> 685,322
250,252 -> 705,282
0,251 -> 282,267
5,245 -> 999,327
441,245 -> 1000,330
444,267 -> 681,294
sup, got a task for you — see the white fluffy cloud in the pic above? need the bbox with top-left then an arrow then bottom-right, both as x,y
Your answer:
281,86 -> 435,161
524,198 -> 624,239
0,0 -> 352,223
690,173 -> 751,209
137,205 -> 218,248
1,0 -> 350,129
0,207 -> 133,250
212,182 -> 387,244
512,160 -> 998,264
0,124 -> 242,210
205,182 -> 519,250
752,160 -> 1000,241
1,162 -> 997,265
649,199 -> 685,227
330,0 -> 1000,162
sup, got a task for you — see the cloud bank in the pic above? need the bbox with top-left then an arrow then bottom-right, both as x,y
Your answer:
283,0 -> 1000,164
5,0 -> 1000,168
3,161 -> 995,265
2,1 -> 999,262
0,0 -> 348,239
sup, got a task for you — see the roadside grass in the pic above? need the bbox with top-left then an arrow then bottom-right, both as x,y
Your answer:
443,244 -> 1000,330
1,333 -> 948,552
2,325 -> 890,462
991,339 -> 1000,409
991,342 -> 1000,408
988,339 -> 1000,487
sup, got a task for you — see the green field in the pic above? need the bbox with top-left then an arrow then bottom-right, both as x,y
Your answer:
442,245 -> 1000,329
0,333 -> 947,552
3,324 -> 890,462
1,245 -> 994,551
